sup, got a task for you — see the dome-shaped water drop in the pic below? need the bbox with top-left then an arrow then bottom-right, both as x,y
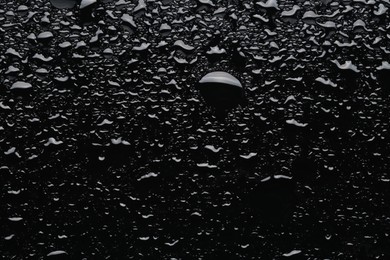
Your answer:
49,0 -> 77,9
197,71 -> 244,118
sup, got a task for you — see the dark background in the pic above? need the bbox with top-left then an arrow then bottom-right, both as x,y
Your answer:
1,0 -> 390,259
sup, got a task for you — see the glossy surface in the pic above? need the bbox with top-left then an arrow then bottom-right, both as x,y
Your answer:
1,0 -> 390,259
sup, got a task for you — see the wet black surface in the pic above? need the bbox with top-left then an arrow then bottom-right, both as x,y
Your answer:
1,0 -> 390,259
